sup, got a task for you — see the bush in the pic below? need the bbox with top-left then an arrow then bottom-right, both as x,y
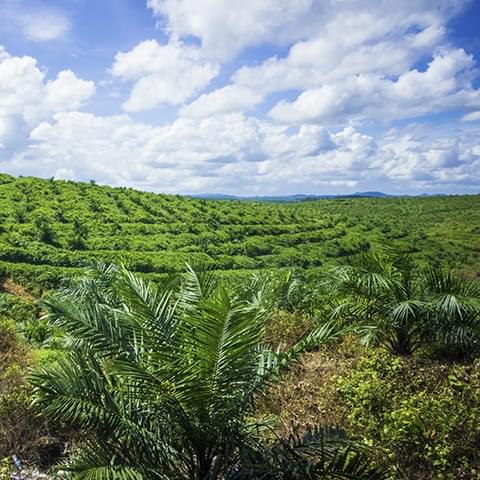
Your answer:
264,310 -> 313,349
0,293 -> 37,323
0,318 -> 33,458
0,319 -> 63,465
336,350 -> 480,479
18,318 -> 63,347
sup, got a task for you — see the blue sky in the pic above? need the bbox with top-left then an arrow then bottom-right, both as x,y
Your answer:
0,0 -> 479,195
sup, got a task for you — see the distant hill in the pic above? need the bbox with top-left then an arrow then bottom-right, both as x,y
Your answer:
193,191 -> 394,202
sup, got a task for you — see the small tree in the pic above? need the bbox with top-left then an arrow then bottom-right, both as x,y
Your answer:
325,251 -> 480,355
34,215 -> 56,245
69,219 -> 88,250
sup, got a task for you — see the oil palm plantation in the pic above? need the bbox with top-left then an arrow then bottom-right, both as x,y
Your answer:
325,252 -> 480,355
31,264 -> 389,480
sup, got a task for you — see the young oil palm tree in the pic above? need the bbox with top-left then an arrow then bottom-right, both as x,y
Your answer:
325,251 -> 480,355
31,264 -> 389,480
425,268 -> 480,352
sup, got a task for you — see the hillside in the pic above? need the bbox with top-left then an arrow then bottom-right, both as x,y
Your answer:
0,173 -> 479,292
1,173 -> 480,479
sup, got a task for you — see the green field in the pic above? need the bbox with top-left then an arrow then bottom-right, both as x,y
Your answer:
0,173 -> 479,292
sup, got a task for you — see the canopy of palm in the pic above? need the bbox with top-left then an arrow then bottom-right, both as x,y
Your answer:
326,252 -> 480,355
31,264 -> 389,480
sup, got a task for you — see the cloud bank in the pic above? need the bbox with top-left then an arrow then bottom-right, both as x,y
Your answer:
0,0 -> 479,195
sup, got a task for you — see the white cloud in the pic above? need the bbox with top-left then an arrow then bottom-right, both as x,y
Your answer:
0,47 -> 95,148
1,1 -> 70,41
462,111 -> 480,122
44,70 -> 96,114
9,112 -> 335,192
378,124 -> 480,187
174,3 -> 475,124
10,112 -> 267,192
5,110 -> 478,195
0,55 -> 45,118
268,49 -> 480,124
162,2 -> 471,130
232,18 -> 449,95
147,0 -> 465,60
112,40 -> 219,111
180,85 -> 262,118
147,0 -> 316,60
139,0 -> 477,129
0,46 -> 9,61
19,11 -> 70,41
264,20 -> 441,88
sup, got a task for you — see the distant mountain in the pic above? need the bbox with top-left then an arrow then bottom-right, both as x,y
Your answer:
347,191 -> 391,198
192,191 -> 395,202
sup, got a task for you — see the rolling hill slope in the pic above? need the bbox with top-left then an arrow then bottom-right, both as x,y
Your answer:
0,173 -> 479,291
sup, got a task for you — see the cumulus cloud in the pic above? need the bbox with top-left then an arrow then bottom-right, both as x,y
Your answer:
180,85 -> 262,118
233,17 -> 446,94
0,47 -> 95,150
1,0 -> 479,194
44,71 -> 96,112
115,0 -> 478,126
164,0 -> 478,128
268,49 -> 480,124
379,124 -> 480,188
9,112 -> 333,191
5,110 -> 479,195
112,40 -> 219,111
147,0 -> 316,60
9,112 -> 267,191
462,111 -> 480,122
147,0 -> 465,60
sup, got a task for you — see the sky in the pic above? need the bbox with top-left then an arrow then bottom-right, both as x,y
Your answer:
0,0 -> 480,195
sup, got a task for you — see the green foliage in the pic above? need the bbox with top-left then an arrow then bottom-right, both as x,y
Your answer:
0,176 -> 478,288
69,219 -> 89,250
0,293 -> 37,323
34,215 -> 56,245
18,318 -> 63,347
325,252 -> 480,355
336,351 -> 480,479
0,457 -> 11,479
265,310 -> 313,349
0,316 -> 25,359
31,348 -> 66,367
0,175 -> 479,478
30,265 -> 387,480
0,318 -> 46,461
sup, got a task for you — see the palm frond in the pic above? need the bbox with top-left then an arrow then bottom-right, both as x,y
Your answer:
176,286 -> 268,420
179,264 -> 218,310
237,424 -> 391,479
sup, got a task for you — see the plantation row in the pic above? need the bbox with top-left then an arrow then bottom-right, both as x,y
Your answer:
0,174 -> 479,292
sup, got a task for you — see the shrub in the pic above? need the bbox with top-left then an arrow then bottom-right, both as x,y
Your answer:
0,319 -> 35,459
33,216 -> 56,245
336,350 -> 480,479
0,293 -> 37,323
265,310 -> 313,349
0,319 -> 66,466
